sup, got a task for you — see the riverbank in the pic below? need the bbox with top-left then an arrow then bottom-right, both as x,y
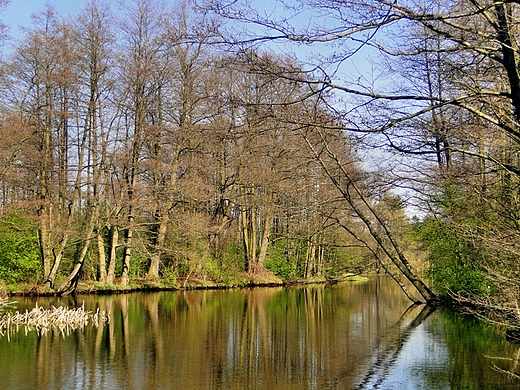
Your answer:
0,273 -> 368,297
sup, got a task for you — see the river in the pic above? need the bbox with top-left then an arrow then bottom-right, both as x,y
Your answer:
0,277 -> 519,389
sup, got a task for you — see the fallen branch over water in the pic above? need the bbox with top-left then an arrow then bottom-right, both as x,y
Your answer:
0,303 -> 110,336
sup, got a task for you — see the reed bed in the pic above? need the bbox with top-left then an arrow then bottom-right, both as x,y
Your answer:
0,302 -> 110,337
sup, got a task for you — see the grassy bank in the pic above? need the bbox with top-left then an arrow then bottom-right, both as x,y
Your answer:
1,273 -> 368,297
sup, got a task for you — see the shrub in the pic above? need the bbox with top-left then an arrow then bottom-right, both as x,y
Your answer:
265,241 -> 299,281
416,217 -> 489,299
0,213 -> 42,284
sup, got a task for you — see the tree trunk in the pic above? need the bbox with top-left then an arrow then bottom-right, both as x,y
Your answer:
147,217 -> 168,279
97,227 -> 107,284
106,224 -> 119,285
121,215 -> 133,287
253,207 -> 271,274
241,205 -> 252,271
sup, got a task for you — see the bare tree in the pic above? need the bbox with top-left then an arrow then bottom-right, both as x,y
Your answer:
57,0 -> 115,293
144,1 -> 215,279
114,0 -> 166,285
5,7 -> 85,289
200,0 -> 520,304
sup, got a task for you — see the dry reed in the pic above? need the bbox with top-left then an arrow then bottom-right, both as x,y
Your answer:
0,302 -> 110,337
0,296 -> 15,309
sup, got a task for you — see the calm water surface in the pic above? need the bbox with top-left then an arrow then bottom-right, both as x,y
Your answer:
1,277 -> 519,389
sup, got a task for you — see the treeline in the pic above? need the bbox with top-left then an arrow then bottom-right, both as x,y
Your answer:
11,0 -> 519,314
0,1 -> 373,293
204,0 -> 520,317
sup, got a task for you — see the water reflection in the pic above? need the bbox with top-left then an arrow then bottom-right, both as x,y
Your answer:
0,278 -> 519,389
354,304 -> 437,389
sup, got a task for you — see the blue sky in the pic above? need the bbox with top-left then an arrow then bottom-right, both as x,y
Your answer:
2,1 -> 86,35
0,0 -> 323,62
0,0 -> 372,80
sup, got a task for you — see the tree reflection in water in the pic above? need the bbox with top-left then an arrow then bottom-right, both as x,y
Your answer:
0,278 -> 519,389
353,304 -> 436,389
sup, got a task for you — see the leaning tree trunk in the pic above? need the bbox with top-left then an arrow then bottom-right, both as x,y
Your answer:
303,132 -> 437,304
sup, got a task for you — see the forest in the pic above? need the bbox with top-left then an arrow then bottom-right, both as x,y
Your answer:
0,0 -> 370,295
1,0 -> 520,327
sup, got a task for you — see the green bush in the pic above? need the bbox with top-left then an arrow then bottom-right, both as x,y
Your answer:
265,242 -> 299,281
416,217 -> 489,299
203,254 -> 245,286
160,266 -> 178,288
0,214 -> 42,284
